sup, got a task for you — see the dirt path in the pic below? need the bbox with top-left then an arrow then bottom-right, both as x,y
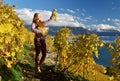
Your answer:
22,52 -> 58,81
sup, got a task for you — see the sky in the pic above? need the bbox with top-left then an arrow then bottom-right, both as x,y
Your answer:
4,0 -> 120,31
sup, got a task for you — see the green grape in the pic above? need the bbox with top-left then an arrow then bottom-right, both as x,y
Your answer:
52,9 -> 57,21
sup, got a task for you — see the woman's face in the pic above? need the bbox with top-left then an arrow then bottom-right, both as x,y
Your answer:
36,14 -> 41,21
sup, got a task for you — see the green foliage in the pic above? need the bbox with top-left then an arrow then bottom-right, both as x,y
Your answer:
53,27 -> 71,70
66,34 -> 104,76
53,29 -> 106,80
54,27 -> 71,51
0,2 -> 34,68
9,65 -> 22,81
106,36 -> 120,68
106,66 -> 120,77
0,3 -> 24,68
46,35 -> 55,52
106,36 -> 120,80
0,3 -> 34,81
0,64 -> 22,81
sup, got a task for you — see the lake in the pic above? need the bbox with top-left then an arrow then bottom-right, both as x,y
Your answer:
95,36 -> 116,67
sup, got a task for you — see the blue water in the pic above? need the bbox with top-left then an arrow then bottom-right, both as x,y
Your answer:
94,36 -> 115,67
100,36 -> 115,43
94,46 -> 112,67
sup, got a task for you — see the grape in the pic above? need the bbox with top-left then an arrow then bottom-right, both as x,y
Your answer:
52,9 -> 57,21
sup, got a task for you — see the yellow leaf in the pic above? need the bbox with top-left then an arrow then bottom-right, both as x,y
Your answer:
5,52 -> 10,57
95,51 -> 99,58
6,61 -> 12,68
0,24 -> 13,33
108,44 -> 114,49
109,76 -> 114,81
15,46 -> 19,52
0,37 -> 3,43
11,52 -> 15,57
100,42 -> 104,47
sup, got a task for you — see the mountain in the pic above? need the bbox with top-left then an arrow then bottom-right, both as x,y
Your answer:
25,25 -> 93,36
25,25 -> 120,36
68,26 -> 93,34
93,29 -> 120,36
48,26 -> 94,36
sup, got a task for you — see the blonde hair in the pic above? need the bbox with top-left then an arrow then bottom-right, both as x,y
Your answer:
33,12 -> 40,23
33,13 -> 44,27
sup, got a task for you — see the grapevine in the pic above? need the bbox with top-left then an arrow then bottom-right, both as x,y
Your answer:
107,36 -> 120,69
67,34 -> 105,76
0,3 -> 34,68
53,27 -> 71,71
54,28 -> 105,79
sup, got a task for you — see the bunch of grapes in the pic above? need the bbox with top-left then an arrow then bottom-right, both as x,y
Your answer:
52,9 -> 57,21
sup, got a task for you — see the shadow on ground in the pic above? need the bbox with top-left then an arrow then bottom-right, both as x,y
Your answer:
20,63 -> 89,81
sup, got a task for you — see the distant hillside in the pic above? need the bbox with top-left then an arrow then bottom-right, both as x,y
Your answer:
25,25 -> 93,36
48,26 -> 93,36
25,25 -> 120,36
93,29 -> 120,36
67,26 -> 93,35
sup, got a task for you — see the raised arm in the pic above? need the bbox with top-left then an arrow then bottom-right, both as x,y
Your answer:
43,15 -> 54,26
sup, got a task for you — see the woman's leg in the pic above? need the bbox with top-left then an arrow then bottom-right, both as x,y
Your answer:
35,47 -> 40,69
39,38 -> 46,70
34,38 -> 41,72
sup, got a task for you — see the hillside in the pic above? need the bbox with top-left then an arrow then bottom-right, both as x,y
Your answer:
25,25 -> 93,36
26,25 -> 120,36
21,51 -> 111,81
94,31 -> 120,36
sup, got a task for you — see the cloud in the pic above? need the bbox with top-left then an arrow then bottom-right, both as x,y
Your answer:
49,13 -> 84,27
15,8 -> 34,25
60,8 -> 64,11
81,13 -> 85,16
102,18 -> 111,22
96,24 -> 115,30
76,9 -> 80,11
82,9 -> 86,12
60,8 -> 75,14
15,8 -> 120,32
107,18 -> 111,21
66,9 -> 75,14
15,8 -> 83,27
112,19 -> 120,26
78,16 -> 92,22
87,24 -> 118,31
84,16 -> 92,20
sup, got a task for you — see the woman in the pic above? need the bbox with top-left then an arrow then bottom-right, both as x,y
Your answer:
31,12 -> 54,73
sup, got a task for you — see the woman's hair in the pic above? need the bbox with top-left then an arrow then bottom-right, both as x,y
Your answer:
33,13 -> 44,27
33,13 -> 40,23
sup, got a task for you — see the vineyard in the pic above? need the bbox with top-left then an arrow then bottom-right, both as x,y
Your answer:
0,2 -> 120,81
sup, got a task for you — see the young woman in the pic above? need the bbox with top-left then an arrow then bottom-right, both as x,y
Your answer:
31,12 -> 54,73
